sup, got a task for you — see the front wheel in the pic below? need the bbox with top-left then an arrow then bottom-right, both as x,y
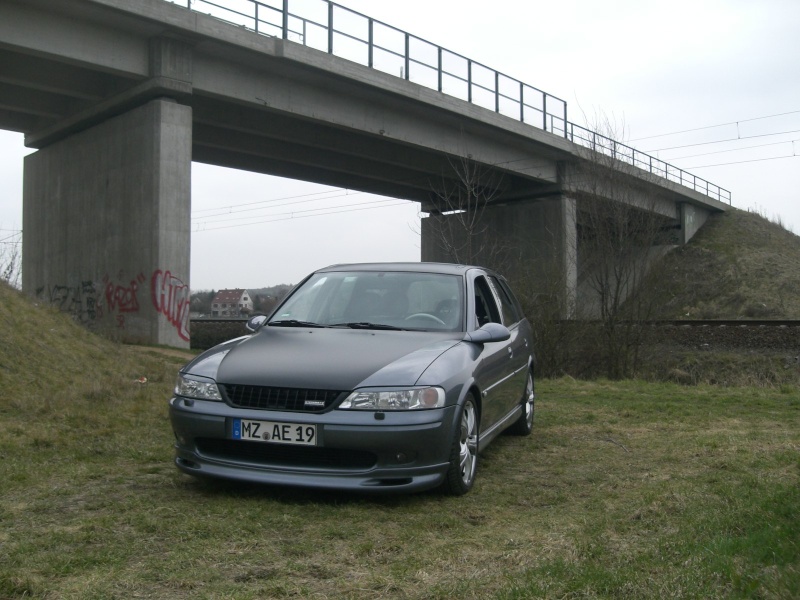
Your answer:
508,369 -> 534,436
442,396 -> 479,496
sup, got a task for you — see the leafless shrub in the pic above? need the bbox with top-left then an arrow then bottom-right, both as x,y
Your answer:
422,154 -> 512,269
0,229 -> 22,289
566,114 -> 675,378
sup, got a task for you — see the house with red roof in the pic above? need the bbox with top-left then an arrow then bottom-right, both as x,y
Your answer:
211,289 -> 253,317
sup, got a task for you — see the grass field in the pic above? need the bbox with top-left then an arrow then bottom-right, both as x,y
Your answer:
1,282 -> 798,598
2,349 -> 798,599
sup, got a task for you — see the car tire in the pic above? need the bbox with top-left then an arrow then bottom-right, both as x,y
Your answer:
508,369 -> 534,436
442,396 -> 479,496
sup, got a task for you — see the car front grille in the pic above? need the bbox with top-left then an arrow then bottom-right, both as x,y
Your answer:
220,384 -> 345,412
196,438 -> 377,470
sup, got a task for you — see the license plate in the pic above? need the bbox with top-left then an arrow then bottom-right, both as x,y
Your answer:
232,418 -> 317,446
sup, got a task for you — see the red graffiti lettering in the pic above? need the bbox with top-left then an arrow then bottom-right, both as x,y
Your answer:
151,269 -> 190,341
105,279 -> 141,313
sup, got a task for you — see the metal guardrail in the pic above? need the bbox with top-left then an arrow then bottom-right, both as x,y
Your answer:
163,0 -> 731,204
567,123 -> 732,204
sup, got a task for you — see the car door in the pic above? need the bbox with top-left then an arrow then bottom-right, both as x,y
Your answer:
487,275 -> 529,415
471,274 -> 524,431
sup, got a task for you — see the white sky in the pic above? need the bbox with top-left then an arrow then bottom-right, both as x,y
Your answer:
2,0 -> 798,290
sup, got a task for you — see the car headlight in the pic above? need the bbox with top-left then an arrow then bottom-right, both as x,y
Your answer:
339,387 -> 445,410
174,374 -> 222,401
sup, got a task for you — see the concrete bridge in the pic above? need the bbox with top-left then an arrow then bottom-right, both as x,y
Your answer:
0,0 -> 730,347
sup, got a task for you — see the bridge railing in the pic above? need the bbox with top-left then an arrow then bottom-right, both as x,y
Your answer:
567,123 -> 732,204
164,0 -> 730,205
169,0 -> 568,133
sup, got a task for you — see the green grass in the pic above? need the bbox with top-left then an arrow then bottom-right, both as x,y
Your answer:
1,281 -> 799,598
1,372 -> 798,599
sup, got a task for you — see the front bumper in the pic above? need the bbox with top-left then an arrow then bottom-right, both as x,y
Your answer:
168,397 -> 457,493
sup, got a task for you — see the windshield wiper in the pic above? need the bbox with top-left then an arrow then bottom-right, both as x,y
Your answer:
268,319 -> 328,328
333,322 -> 406,331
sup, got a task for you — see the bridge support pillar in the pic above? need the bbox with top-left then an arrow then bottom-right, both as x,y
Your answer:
22,99 -> 192,347
679,202 -> 711,245
421,195 -> 577,319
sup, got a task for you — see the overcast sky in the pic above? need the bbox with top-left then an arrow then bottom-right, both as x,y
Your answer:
2,0 -> 798,290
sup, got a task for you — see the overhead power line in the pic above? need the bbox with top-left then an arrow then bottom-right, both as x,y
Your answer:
192,188 -> 353,215
630,109 -> 800,142
0,231 -> 22,244
194,199 -> 411,232
194,196 -> 405,227
644,128 -> 800,154
680,154 -> 799,170
668,138 -> 800,161
192,189 -> 369,221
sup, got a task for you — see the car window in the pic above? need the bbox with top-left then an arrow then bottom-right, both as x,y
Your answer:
489,276 -> 520,325
473,276 -> 501,328
272,271 -> 464,331
273,275 -> 330,321
324,276 -> 357,322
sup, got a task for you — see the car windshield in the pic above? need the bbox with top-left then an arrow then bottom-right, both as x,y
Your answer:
270,271 -> 464,331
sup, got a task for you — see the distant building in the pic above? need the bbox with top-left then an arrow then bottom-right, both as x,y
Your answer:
211,289 -> 253,317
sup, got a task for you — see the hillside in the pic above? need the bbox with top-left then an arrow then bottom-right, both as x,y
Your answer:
652,208 -> 800,320
0,280 -> 191,406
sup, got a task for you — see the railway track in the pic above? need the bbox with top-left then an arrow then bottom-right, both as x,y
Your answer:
187,318 -> 800,351
651,320 -> 800,328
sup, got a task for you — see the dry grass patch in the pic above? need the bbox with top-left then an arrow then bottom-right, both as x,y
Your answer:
652,208 -> 800,319
3,374 -> 798,599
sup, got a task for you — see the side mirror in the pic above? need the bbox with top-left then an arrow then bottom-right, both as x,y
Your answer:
245,314 -> 268,333
464,322 -> 511,344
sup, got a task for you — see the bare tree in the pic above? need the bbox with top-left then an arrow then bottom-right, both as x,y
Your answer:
421,118 -> 676,379
568,115 -> 676,378
421,154 -> 512,269
514,242 -> 586,378
0,230 -> 22,289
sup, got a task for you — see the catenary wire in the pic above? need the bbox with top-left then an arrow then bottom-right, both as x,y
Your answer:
194,200 -> 411,232
666,138 -> 800,161
644,128 -> 800,153
0,231 -> 22,244
192,188 -> 354,215
678,154 -> 799,170
192,189 -> 375,221
194,197 -> 408,226
629,109 -> 800,142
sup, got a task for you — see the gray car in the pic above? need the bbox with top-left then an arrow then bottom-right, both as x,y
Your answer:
169,262 -> 535,495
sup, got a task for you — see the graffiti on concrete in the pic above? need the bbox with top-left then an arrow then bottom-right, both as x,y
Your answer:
104,273 -> 146,314
151,269 -> 191,341
37,268 -> 191,341
35,280 -> 102,325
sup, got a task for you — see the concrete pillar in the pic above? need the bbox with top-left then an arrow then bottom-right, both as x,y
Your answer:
22,98 -> 192,347
679,202 -> 710,244
420,195 -> 578,318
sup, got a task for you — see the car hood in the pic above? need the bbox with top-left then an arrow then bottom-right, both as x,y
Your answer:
192,327 -> 464,391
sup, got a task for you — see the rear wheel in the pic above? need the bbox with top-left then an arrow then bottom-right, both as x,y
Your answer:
442,396 -> 479,496
508,369 -> 534,436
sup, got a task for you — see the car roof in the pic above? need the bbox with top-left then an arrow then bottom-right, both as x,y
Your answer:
316,262 -> 478,276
